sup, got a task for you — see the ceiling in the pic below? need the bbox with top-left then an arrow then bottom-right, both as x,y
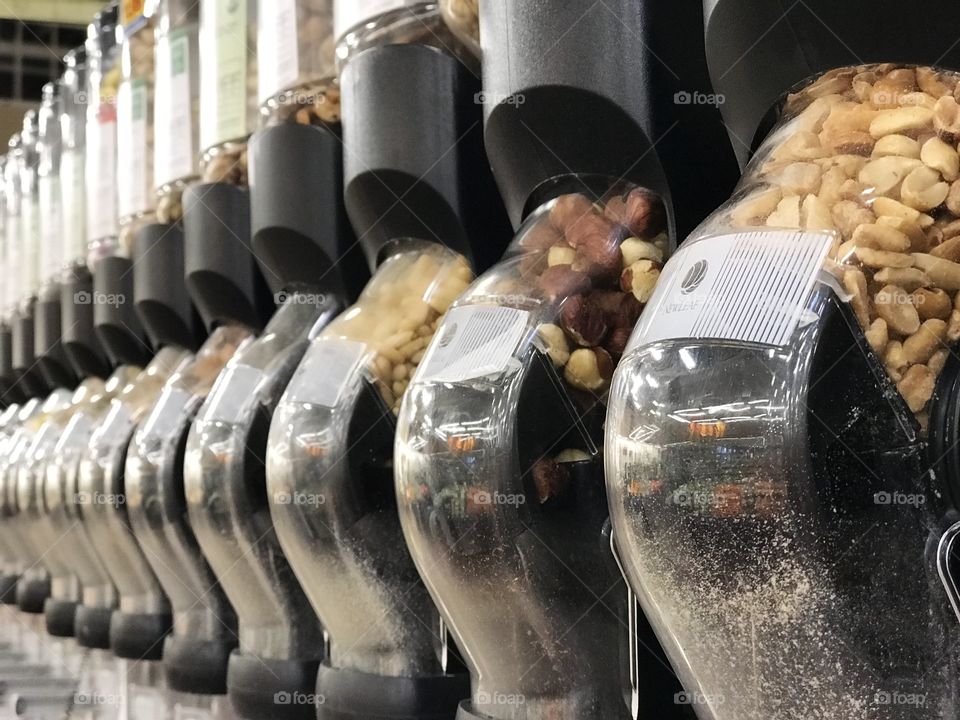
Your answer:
0,1 -> 102,26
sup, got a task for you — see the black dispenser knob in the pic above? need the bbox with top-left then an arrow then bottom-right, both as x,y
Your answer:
92,255 -> 149,367
183,182 -> 270,332
341,43 -> 510,273
133,223 -> 201,351
61,265 -> 110,379
250,123 -> 368,301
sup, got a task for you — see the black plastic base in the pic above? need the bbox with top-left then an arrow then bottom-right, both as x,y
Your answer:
109,610 -> 172,661
0,323 -> 23,405
163,634 -> 235,696
61,265 -> 109,379
44,598 -> 77,638
133,222 -> 198,351
93,255 -> 149,367
16,576 -> 49,614
227,651 -> 321,720
0,573 -> 18,604
316,664 -> 470,720
454,701 -> 486,720
35,287 -> 76,389
74,605 -> 113,649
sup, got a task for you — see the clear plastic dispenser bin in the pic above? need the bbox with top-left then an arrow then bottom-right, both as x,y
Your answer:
607,64 -> 960,720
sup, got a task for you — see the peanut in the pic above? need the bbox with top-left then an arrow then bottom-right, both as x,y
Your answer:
902,319 -> 947,364
873,267 -> 931,290
858,155 -> 922,195
911,253 -> 960,290
843,269 -> 871,327
921,137 -> 960,180
869,106 -> 934,138
872,134 -> 921,159
854,247 -> 913,268
913,288 -> 953,320
900,165 -> 950,210
875,284 -> 921,334
897,364 -> 936,413
865,318 -> 888,354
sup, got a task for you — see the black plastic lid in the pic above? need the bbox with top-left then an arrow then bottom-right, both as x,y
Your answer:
44,598 -> 78,638
61,265 -> 110,378
0,323 -> 23,405
163,634 -> 235,696
704,0 -> 960,166
109,610 -> 172,661
183,182 -> 272,332
341,43 -> 510,274
16,575 -> 49,614
480,0 -> 737,239
75,605 -> 113,649
93,255 -> 150,366
0,573 -> 18,604
227,652 -> 320,720
133,222 -> 202,351
249,123 -> 368,302
35,284 -> 77,388
12,303 -> 49,397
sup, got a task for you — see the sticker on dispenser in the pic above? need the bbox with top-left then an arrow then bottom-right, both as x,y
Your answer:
258,0 -> 298,103
287,338 -> 368,408
203,364 -> 263,423
629,230 -> 834,351
419,306 -> 531,383
154,30 -> 194,187
139,386 -> 192,441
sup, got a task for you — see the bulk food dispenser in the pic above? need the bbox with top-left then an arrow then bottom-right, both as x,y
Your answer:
266,12 -> 509,717
606,2 -> 960,718
36,81 -> 77,390
61,45 -> 110,383
184,2 -> 368,716
394,1 -> 738,718
88,1 -> 150,370
11,117 -> 50,399
0,155 -> 24,406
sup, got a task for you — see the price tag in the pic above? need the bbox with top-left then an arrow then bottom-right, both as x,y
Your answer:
628,230 -> 834,351
257,0 -> 298,103
419,305 -> 531,383
286,338 -> 368,408
203,364 -> 263,423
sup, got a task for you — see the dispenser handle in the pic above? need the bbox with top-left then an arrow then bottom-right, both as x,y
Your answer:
609,530 -> 641,720
937,520 -> 960,625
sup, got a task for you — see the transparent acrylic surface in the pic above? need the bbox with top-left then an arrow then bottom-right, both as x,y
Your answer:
257,0 -> 339,129
46,366 -> 139,610
19,113 -> 40,300
395,186 -> 668,718
123,656 -> 169,720
267,243 -> 471,676
126,324 -> 253,639
0,399 -> 39,578
77,347 -> 191,615
85,12 -> 122,266
153,0 -> 200,224
200,0 -> 256,185
37,82 -> 63,286
70,648 -> 125,720
61,47 -> 88,269
5,139 -> 21,313
605,64 -> 960,720
17,379 -> 105,608
185,295 -> 337,657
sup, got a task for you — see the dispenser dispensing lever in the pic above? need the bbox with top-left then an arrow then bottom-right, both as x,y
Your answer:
937,521 -> 960,625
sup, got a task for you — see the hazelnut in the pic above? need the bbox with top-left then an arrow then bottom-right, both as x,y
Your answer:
620,260 -> 661,303
604,326 -> 633,360
560,294 -> 608,347
549,194 -> 594,230
537,265 -> 591,301
564,347 -> 614,392
547,245 -> 577,267
536,323 -> 570,367
522,222 -> 565,251
620,237 -> 664,266
614,293 -> 644,328
531,457 -> 570,504
621,188 -> 667,237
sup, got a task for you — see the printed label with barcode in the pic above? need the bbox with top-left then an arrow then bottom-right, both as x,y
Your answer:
419,306 -> 531,383
287,338 -> 368,408
203,364 -> 263,423
629,231 -> 833,351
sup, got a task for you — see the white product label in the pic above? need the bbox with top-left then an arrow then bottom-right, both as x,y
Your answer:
88,117 -> 117,241
287,338 -> 367,408
202,0 -> 249,149
117,79 -> 150,218
257,0 -> 298,103
419,305 -> 531,383
629,230 -> 834,351
203,364 -> 263,423
61,149 -> 86,263
39,176 -> 62,279
140,385 -> 192,441
334,0 -> 416,40
155,30 -> 196,187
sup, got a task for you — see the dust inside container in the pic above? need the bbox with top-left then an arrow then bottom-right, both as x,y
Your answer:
606,64 -> 960,720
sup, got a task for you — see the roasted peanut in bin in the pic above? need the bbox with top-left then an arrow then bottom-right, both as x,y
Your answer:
724,64 -> 960,425
322,246 -> 473,413
522,189 -> 668,395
